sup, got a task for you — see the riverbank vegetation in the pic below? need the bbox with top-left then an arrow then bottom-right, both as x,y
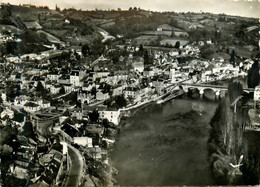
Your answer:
208,82 -> 245,184
208,81 -> 260,185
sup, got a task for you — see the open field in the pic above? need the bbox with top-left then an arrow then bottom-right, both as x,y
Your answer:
160,38 -> 189,46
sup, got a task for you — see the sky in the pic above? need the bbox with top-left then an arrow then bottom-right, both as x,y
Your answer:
2,0 -> 260,17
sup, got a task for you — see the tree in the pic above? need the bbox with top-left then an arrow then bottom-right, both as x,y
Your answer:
171,28 -> 175,37
139,44 -> 144,52
82,43 -> 90,57
88,110 -> 99,122
230,49 -> 236,67
91,87 -> 97,95
36,81 -> 44,92
102,119 -> 110,128
201,46 -> 215,59
248,60 -> 260,88
228,82 -> 243,105
23,122 -> 36,140
175,41 -> 180,49
0,144 -> 13,156
59,86 -> 65,94
55,4 -> 60,11
115,95 -> 127,108
144,50 -> 150,64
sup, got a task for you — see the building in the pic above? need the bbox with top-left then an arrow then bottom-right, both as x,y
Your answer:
24,102 -> 40,112
111,85 -> 125,96
37,99 -> 51,109
99,108 -> 121,125
254,85 -> 260,101
73,137 -> 93,147
47,73 -> 61,81
14,95 -> 30,106
70,71 -> 80,86
124,87 -> 140,99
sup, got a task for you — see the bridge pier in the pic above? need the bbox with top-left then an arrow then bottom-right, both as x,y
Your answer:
215,91 -> 220,99
199,89 -> 204,98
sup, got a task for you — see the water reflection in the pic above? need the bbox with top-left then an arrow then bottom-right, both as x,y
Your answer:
111,98 -> 218,186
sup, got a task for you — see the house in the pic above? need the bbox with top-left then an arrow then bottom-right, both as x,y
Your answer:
169,69 -> 176,83
124,87 -> 140,99
188,23 -> 205,30
82,82 -> 95,92
254,85 -> 260,101
157,24 -> 173,31
37,99 -> 51,109
73,137 -> 93,147
71,109 -> 83,120
14,95 -> 30,106
77,91 -> 93,104
111,85 -> 125,96
70,71 -> 80,86
169,50 -> 179,57
63,83 -> 74,93
47,73 -> 60,81
99,108 -> 121,125
152,79 -> 166,94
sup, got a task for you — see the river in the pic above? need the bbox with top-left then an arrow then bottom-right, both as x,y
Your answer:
110,77 -> 248,186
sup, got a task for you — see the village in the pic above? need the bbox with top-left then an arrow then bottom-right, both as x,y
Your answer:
0,2 -> 259,186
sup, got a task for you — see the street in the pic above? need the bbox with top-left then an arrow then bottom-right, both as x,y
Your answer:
65,144 -> 84,187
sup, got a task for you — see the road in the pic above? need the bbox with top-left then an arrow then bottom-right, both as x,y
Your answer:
65,144 -> 84,187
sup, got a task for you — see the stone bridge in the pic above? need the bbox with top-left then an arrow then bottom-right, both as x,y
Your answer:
180,83 -> 254,98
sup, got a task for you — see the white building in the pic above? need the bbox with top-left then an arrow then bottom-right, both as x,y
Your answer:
14,95 -> 30,106
70,71 -> 80,86
99,108 -> 121,125
73,137 -> 93,147
24,102 -> 40,112
170,69 -> 176,83
254,85 -> 260,101
47,74 -> 61,81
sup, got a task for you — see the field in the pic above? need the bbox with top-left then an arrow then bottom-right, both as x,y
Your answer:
133,35 -> 159,45
142,31 -> 172,36
160,38 -> 189,46
0,25 -> 22,34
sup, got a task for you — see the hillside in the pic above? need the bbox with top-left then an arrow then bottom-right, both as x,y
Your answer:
0,3 -> 258,56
